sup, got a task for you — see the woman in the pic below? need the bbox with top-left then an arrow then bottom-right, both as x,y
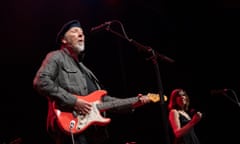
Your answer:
168,88 -> 202,144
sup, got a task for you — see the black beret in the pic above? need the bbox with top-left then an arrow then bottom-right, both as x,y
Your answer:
56,20 -> 81,45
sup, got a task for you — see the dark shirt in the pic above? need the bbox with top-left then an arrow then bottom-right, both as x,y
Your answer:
173,113 -> 200,144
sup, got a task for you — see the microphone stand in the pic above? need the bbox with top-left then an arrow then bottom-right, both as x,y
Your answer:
105,26 -> 173,144
224,89 -> 240,107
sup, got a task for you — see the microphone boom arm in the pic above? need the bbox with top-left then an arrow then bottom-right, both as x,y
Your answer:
106,27 -> 175,63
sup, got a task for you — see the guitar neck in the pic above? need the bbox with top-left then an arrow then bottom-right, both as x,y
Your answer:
96,97 -> 139,111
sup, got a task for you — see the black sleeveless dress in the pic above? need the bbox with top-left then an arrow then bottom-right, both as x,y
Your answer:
173,113 -> 200,144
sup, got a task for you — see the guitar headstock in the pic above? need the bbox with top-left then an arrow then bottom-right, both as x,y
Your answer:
147,93 -> 168,103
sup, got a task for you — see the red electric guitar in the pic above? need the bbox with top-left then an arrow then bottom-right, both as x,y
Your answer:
53,90 -> 166,135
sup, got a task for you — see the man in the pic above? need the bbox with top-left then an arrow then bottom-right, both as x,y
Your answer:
33,19 -> 151,144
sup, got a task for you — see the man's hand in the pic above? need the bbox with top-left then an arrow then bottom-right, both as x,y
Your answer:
74,98 -> 92,115
132,94 -> 151,108
138,94 -> 151,104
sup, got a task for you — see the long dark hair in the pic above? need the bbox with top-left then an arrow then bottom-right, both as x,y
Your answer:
168,88 -> 190,111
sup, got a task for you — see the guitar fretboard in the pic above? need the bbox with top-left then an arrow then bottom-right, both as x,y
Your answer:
96,97 -> 139,111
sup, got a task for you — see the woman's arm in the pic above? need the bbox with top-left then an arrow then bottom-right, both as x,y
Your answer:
169,109 -> 202,138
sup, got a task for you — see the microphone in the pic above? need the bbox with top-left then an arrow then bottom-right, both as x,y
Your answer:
90,21 -> 112,33
210,88 -> 229,95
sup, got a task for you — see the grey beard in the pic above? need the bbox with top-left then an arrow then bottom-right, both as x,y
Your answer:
74,43 -> 85,53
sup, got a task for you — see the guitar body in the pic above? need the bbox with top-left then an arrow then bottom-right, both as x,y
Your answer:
53,90 -> 111,135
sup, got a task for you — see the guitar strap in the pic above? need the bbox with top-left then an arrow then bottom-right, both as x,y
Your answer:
78,62 -> 102,93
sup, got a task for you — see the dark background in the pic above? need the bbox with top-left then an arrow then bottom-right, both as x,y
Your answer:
1,0 -> 240,144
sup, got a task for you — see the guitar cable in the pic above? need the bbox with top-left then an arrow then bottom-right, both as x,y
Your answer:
70,120 -> 76,144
